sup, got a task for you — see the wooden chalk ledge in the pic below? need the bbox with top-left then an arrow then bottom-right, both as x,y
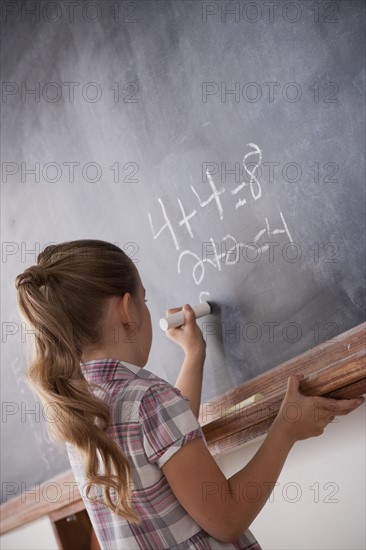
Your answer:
200,322 -> 366,456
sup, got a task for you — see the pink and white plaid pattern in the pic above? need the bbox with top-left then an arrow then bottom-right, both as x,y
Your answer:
65,359 -> 262,550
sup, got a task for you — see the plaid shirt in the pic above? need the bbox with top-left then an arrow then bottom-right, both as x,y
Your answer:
65,359 -> 262,550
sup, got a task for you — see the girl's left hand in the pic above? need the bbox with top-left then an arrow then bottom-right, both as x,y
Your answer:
164,304 -> 206,356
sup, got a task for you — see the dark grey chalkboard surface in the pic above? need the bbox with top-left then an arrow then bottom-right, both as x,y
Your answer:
1,0 -> 365,503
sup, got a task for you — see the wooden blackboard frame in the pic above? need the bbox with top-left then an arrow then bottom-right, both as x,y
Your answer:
1,322 -> 365,535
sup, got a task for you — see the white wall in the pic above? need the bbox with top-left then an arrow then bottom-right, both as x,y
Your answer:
0,515 -> 58,550
215,401 -> 366,550
2,402 -> 364,550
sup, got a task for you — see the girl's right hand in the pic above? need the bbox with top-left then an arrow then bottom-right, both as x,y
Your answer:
164,304 -> 206,357
273,374 -> 365,444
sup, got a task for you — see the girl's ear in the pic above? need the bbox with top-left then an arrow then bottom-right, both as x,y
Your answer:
118,292 -> 134,327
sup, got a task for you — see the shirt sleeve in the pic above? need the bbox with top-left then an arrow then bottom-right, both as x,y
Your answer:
139,382 -> 205,469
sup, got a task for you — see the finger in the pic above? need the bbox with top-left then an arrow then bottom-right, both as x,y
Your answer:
166,307 -> 182,315
182,303 -> 197,323
318,396 -> 364,415
333,398 -> 365,415
286,373 -> 304,394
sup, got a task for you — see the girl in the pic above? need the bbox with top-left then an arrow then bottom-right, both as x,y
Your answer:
15,239 -> 364,550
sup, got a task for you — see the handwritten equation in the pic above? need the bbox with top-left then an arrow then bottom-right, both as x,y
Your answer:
147,143 -> 293,297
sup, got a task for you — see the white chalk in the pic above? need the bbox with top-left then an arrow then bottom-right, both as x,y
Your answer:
224,393 -> 264,415
159,301 -> 212,331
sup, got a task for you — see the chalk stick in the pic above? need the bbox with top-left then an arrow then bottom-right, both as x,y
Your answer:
159,301 -> 212,331
224,393 -> 264,415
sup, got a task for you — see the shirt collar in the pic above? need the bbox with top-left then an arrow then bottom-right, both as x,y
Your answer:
80,358 -> 142,383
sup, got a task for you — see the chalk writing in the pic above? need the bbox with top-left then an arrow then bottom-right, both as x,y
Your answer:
147,143 -> 293,290
191,170 -> 225,220
231,142 -> 262,207
177,211 -> 293,284
177,198 -> 196,238
148,197 -> 179,250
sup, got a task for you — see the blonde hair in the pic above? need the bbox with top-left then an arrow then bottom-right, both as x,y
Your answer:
14,239 -> 141,523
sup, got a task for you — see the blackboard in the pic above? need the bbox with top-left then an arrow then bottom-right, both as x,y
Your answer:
1,0 -> 365,504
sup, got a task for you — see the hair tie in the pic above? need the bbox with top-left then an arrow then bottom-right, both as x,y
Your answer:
16,265 -> 48,288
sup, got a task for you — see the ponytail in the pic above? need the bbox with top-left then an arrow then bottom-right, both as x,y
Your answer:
15,240 -> 141,523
